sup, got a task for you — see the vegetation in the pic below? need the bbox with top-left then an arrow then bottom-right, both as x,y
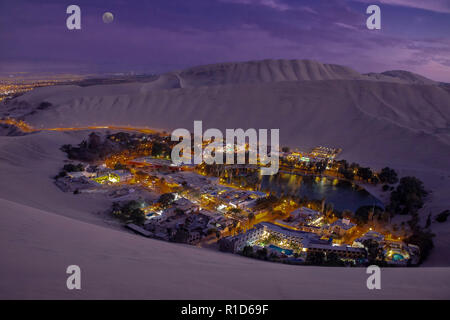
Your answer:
172,228 -> 190,243
60,131 -> 165,162
406,228 -> 434,264
62,163 -> 84,172
242,245 -> 254,257
256,248 -> 268,260
55,163 -> 84,179
379,167 -> 398,184
157,193 -> 176,209
151,141 -> 171,157
112,200 -> 146,225
362,239 -> 386,266
37,101 -> 52,110
61,133 -> 116,161
388,177 -> 428,215
254,195 -> 279,211
305,251 -> 325,265
354,205 -> 384,225
435,210 -> 450,223
357,167 -> 374,181
113,162 -> 127,170
324,252 -> 345,267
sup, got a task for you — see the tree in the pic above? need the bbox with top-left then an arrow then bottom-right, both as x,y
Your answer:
63,163 -> 84,172
305,251 -> 325,265
256,248 -> 268,260
425,213 -> 432,228
389,177 -> 428,215
151,141 -> 171,157
435,210 -> 450,223
229,207 -> 242,214
379,167 -> 398,184
87,132 -> 102,150
242,245 -> 254,257
338,167 -> 354,180
129,208 -> 145,225
325,252 -> 343,266
172,227 -> 190,243
38,101 -> 52,110
362,239 -> 385,266
315,161 -> 327,174
342,210 -> 353,219
354,205 -> 383,225
324,203 -> 334,215
406,229 -> 434,264
114,162 -> 127,170
158,193 -> 175,208
255,195 -> 279,211
357,167 -> 373,181
112,200 -> 146,225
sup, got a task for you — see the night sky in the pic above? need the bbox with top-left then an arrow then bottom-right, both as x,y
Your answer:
1,0 -> 449,81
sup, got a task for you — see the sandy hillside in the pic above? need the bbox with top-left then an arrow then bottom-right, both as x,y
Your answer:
1,196 -> 450,299
0,60 -> 449,298
4,60 -> 449,205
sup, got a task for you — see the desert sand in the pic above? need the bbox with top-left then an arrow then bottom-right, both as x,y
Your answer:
1,59 -> 449,298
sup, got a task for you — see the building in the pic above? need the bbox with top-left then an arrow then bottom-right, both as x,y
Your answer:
288,207 -> 323,226
219,222 -> 318,253
111,170 -> 133,182
353,230 -> 385,247
219,221 -> 366,261
93,170 -> 132,184
352,231 -> 420,265
305,243 -> 366,260
328,218 -> 356,236
310,146 -> 341,160
172,197 -> 198,213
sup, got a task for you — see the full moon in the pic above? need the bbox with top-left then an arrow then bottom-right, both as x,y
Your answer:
102,12 -> 114,24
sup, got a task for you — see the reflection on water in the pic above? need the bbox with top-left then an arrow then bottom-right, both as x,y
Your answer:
258,173 -> 383,212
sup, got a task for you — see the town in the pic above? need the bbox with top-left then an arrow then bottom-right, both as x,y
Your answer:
51,129 -> 436,267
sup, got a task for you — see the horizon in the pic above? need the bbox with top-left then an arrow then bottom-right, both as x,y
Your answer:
1,58 -> 447,84
1,0 -> 449,82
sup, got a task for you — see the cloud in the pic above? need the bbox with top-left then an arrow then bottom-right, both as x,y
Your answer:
334,22 -> 359,30
1,0 -> 449,82
355,0 -> 450,14
220,0 -> 291,11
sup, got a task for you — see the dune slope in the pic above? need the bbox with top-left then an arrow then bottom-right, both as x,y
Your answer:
1,197 -> 450,299
1,60 -> 450,297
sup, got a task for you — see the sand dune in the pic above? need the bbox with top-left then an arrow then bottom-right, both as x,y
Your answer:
8,79 -> 450,169
1,197 -> 450,299
1,60 -> 450,298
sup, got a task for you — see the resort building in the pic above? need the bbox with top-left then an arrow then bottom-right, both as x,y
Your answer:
219,222 -> 319,253
305,243 -> 366,259
309,146 -> 341,160
328,218 -> 356,237
93,169 -> 132,184
290,207 -> 323,226
353,230 -> 385,247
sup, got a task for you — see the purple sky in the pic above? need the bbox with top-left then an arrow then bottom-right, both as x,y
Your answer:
1,0 -> 449,81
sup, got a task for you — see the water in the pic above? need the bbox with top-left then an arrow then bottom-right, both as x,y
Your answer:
258,173 -> 384,212
268,244 -> 293,256
392,254 -> 405,261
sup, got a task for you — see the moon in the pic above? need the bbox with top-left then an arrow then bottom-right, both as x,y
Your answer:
102,12 -> 114,24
